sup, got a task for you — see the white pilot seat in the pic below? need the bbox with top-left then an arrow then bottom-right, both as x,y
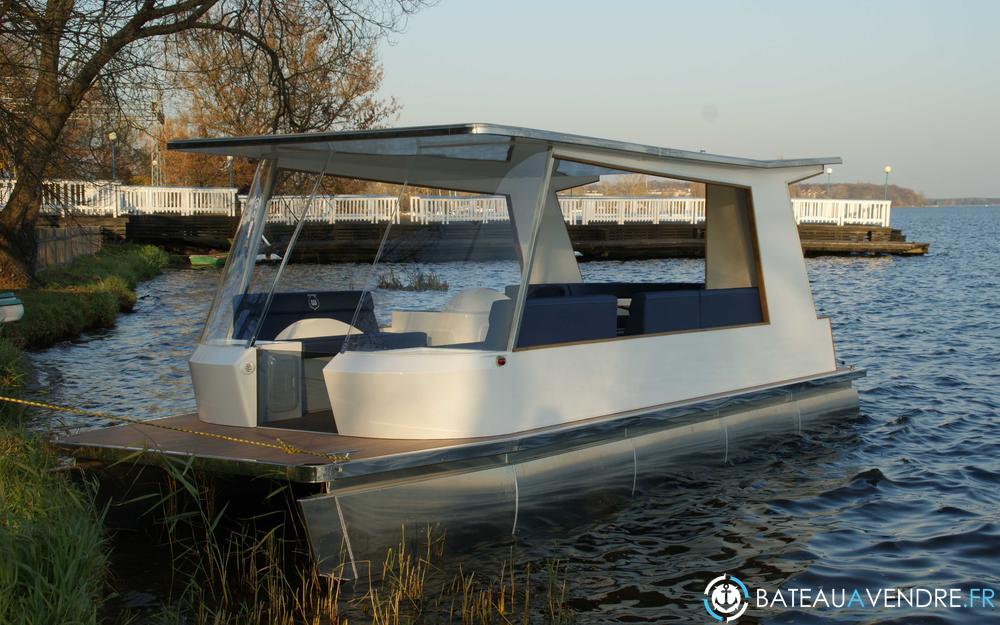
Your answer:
388,288 -> 509,346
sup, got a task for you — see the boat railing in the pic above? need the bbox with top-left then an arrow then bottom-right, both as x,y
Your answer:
0,179 -> 892,227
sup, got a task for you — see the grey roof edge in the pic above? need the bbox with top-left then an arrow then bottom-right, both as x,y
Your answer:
167,122 -> 842,169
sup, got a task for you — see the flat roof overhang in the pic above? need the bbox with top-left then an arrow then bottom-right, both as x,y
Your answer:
167,122 -> 841,171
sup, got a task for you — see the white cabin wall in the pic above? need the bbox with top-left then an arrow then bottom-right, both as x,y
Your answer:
705,184 -> 757,289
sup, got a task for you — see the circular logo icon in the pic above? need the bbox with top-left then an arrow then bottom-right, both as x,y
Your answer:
704,574 -> 749,622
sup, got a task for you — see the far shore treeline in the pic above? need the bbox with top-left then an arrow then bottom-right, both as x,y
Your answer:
790,182 -> 928,207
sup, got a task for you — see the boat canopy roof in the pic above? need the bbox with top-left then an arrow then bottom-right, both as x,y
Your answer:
167,123 -> 841,182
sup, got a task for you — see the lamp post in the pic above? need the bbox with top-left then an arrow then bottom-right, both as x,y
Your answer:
227,155 -> 234,188
825,167 -> 833,198
883,165 -> 892,201
108,131 -> 118,181
151,158 -> 157,186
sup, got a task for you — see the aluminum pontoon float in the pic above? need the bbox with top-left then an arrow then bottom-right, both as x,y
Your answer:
56,123 -> 863,579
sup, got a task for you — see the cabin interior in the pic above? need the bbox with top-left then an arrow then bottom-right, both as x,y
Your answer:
207,171 -> 766,432
174,129 -> 805,436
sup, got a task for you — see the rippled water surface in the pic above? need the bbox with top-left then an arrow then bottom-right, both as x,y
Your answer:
28,207 -> 1000,623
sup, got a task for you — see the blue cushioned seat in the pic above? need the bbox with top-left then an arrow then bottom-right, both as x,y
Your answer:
699,287 -> 763,328
485,295 -> 618,349
626,290 -> 701,335
505,282 -> 705,301
234,290 -> 379,341
504,284 -> 569,300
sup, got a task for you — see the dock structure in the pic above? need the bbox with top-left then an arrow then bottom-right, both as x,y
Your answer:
44,215 -> 929,259
6,179 -> 928,256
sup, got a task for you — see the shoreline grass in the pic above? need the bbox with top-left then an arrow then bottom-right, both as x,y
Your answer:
3,244 -> 169,349
0,246 -> 576,624
114,456 -> 574,625
0,243 -> 169,625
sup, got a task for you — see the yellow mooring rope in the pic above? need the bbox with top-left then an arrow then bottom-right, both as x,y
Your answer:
0,395 -> 349,464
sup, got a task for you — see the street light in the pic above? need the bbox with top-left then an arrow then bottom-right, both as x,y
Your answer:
227,155 -> 234,188
108,131 -> 118,181
825,167 -> 833,198
151,158 -> 158,186
883,165 -> 892,201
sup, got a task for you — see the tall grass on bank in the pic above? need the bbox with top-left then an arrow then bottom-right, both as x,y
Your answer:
0,244 -> 168,625
0,429 -> 108,624
122,456 -> 574,625
2,244 -> 169,349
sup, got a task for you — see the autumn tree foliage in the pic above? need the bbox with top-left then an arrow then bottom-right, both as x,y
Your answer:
0,0 -> 428,288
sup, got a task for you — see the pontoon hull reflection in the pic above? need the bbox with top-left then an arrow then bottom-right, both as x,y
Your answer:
301,373 -> 858,579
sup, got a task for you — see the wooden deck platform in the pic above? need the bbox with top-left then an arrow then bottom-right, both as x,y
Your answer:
55,412 -> 467,482
55,367 -> 866,485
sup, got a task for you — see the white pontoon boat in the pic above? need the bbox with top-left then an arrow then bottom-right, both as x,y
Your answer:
58,124 -> 862,578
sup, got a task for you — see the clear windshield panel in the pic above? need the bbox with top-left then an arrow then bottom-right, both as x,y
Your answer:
342,184 -> 522,353
199,159 -> 278,345
232,166 -> 377,347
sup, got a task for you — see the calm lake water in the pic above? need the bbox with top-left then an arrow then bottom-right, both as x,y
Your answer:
27,206 -> 1000,624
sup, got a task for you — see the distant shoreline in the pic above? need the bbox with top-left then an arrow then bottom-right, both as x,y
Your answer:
922,199 -> 1000,207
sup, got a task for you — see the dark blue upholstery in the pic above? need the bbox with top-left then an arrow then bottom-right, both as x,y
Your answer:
233,290 -> 379,341
565,282 -> 703,298
627,290 -> 701,334
486,295 -> 618,348
483,299 -> 515,350
699,287 -> 763,328
504,284 -> 569,299
299,331 -> 427,357
506,282 -> 703,301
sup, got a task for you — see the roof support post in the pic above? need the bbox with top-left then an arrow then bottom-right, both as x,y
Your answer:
505,147 -> 556,352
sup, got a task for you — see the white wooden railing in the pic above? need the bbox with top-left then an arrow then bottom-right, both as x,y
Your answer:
792,199 -> 891,227
560,197 -> 706,225
119,185 -> 236,216
411,196 -> 891,227
0,179 -> 236,217
253,195 -> 400,224
410,195 -> 509,224
0,179 -> 892,227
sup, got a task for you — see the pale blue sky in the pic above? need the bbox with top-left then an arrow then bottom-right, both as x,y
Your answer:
379,0 -> 1000,197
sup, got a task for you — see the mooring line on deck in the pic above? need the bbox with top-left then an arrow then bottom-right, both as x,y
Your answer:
0,395 -> 349,464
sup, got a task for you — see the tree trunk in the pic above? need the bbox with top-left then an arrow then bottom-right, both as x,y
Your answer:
0,84 -> 74,288
0,177 -> 44,288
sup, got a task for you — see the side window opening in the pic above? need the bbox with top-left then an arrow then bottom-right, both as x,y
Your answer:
512,162 -> 766,350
